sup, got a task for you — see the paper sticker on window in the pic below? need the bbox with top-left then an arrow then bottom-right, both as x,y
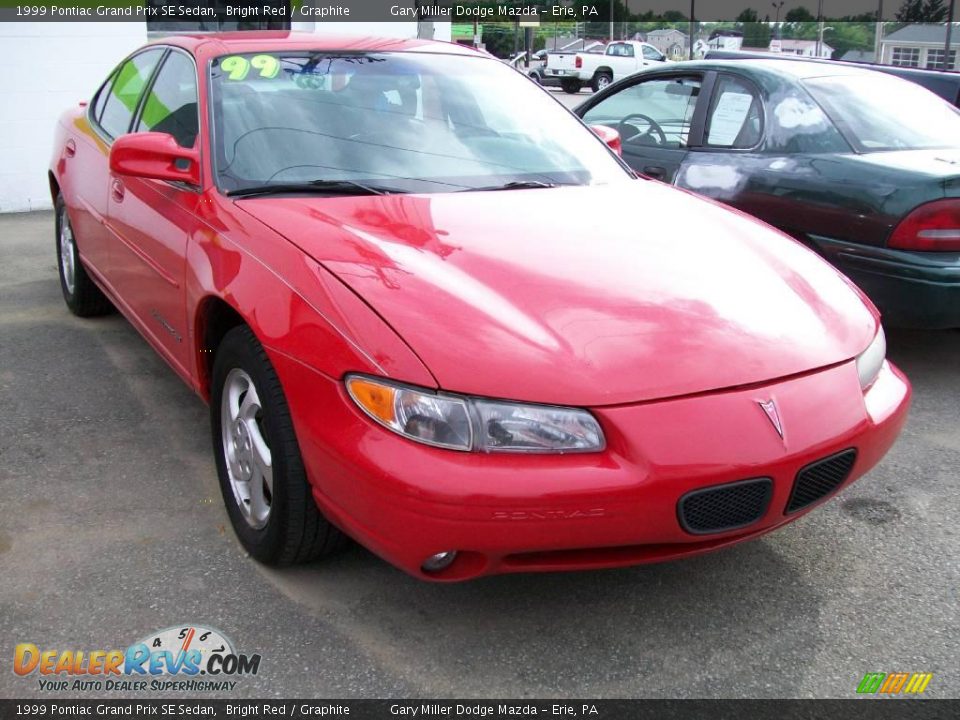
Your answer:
708,91 -> 754,146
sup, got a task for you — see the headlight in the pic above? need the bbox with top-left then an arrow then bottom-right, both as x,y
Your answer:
856,326 -> 886,391
345,375 -> 605,453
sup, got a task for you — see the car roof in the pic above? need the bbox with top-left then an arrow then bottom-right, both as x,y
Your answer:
151,30 -> 484,58
675,58 -> 882,81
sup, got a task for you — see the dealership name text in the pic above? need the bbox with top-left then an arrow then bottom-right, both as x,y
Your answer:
392,5 -> 600,19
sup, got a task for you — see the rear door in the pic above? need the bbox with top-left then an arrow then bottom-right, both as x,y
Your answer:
106,48 -> 201,378
74,49 -> 165,285
580,71 -> 710,183
675,72 -> 862,245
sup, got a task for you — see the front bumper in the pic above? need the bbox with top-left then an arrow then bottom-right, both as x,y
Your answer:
272,353 -> 910,581
812,235 -> 960,329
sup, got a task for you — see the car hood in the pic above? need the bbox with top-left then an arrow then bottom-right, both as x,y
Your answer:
236,182 -> 877,406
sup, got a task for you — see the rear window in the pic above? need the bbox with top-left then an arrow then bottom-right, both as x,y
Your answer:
804,74 -> 960,152
99,50 -> 164,139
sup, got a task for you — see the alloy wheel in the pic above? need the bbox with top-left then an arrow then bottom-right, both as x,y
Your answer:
59,207 -> 76,296
220,368 -> 274,529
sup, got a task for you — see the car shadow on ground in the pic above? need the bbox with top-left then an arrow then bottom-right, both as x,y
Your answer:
259,537 -> 822,696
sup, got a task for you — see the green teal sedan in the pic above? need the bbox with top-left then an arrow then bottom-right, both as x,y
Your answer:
575,59 -> 960,329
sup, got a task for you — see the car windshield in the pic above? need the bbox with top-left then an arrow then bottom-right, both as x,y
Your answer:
209,51 -> 631,194
803,74 -> 960,152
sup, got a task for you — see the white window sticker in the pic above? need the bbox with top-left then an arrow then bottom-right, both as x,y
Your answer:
708,91 -> 754,146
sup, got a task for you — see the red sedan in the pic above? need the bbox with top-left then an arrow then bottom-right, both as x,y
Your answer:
50,32 -> 910,581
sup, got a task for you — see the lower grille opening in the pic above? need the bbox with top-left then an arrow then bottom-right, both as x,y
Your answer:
786,448 -> 858,514
678,478 -> 773,535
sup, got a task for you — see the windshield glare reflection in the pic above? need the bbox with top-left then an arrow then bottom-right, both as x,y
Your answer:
210,51 -> 631,195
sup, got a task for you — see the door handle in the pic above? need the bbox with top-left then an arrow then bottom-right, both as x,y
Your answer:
64,139 -> 76,158
643,166 -> 666,180
111,179 -> 125,202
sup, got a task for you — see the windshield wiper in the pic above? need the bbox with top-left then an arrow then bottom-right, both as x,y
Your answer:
227,179 -> 395,198
459,180 -> 560,192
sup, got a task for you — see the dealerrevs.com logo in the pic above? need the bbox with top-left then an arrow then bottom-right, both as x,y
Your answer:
13,625 -> 261,692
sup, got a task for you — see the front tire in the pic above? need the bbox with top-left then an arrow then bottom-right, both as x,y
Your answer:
211,325 -> 345,565
55,194 -> 112,317
560,78 -> 582,94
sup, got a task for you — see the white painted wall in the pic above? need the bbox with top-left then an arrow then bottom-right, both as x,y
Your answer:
0,22 -> 147,212
0,21 -> 451,213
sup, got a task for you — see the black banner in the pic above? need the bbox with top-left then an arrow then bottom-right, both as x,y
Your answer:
1,700 -> 959,720
0,0 -> 939,23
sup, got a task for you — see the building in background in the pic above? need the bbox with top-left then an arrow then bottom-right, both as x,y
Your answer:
0,12 -> 450,213
645,28 -> 688,60
879,24 -> 959,70
706,29 -> 743,52
776,38 -> 834,58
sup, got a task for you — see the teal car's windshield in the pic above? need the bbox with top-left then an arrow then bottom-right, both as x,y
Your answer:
804,74 -> 960,153
209,51 -> 631,194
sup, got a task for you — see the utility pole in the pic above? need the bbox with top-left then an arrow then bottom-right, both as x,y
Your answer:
689,0 -> 695,60
875,0 -> 884,63
609,0 -> 614,43
815,0 -> 824,58
945,0 -> 956,70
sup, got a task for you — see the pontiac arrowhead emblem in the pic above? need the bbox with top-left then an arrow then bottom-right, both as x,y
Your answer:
758,399 -> 784,439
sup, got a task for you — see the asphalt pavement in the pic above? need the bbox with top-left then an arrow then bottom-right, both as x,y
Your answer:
1,210 -> 958,699
550,87 -> 591,111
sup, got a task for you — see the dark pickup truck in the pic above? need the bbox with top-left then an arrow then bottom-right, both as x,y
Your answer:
705,49 -> 960,107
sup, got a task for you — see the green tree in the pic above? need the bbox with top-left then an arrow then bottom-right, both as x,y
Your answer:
785,7 -> 816,22
734,8 -> 771,48
896,0 -> 949,21
822,22 -> 876,58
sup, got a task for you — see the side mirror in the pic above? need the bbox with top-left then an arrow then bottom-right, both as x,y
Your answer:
110,132 -> 200,186
589,124 -> 622,156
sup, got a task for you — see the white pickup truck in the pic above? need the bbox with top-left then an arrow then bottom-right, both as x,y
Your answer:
545,41 -> 668,94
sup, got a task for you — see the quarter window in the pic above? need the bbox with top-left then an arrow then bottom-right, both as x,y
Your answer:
99,50 -> 164,139
136,51 -> 199,148
891,47 -> 920,67
91,71 -> 116,125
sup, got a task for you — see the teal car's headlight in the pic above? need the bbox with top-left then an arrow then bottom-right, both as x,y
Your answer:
856,326 -> 886,391
346,375 -> 605,454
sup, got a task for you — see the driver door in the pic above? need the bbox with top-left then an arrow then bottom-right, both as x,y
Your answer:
580,73 -> 709,183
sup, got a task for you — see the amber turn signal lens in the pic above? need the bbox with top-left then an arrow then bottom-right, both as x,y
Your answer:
345,377 -> 397,425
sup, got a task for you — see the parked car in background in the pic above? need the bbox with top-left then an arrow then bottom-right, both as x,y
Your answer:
576,59 -> 960,329
507,49 -> 557,87
51,34 -> 908,581
705,49 -> 960,108
547,40 -> 667,93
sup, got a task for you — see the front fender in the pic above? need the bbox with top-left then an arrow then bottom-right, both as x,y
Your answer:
184,198 -> 437,396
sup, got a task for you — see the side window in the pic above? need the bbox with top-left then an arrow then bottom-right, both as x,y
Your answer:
642,45 -> 663,61
136,51 -> 199,148
99,50 -> 164,139
704,76 -> 763,149
622,44 -> 635,58
581,76 -> 701,149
